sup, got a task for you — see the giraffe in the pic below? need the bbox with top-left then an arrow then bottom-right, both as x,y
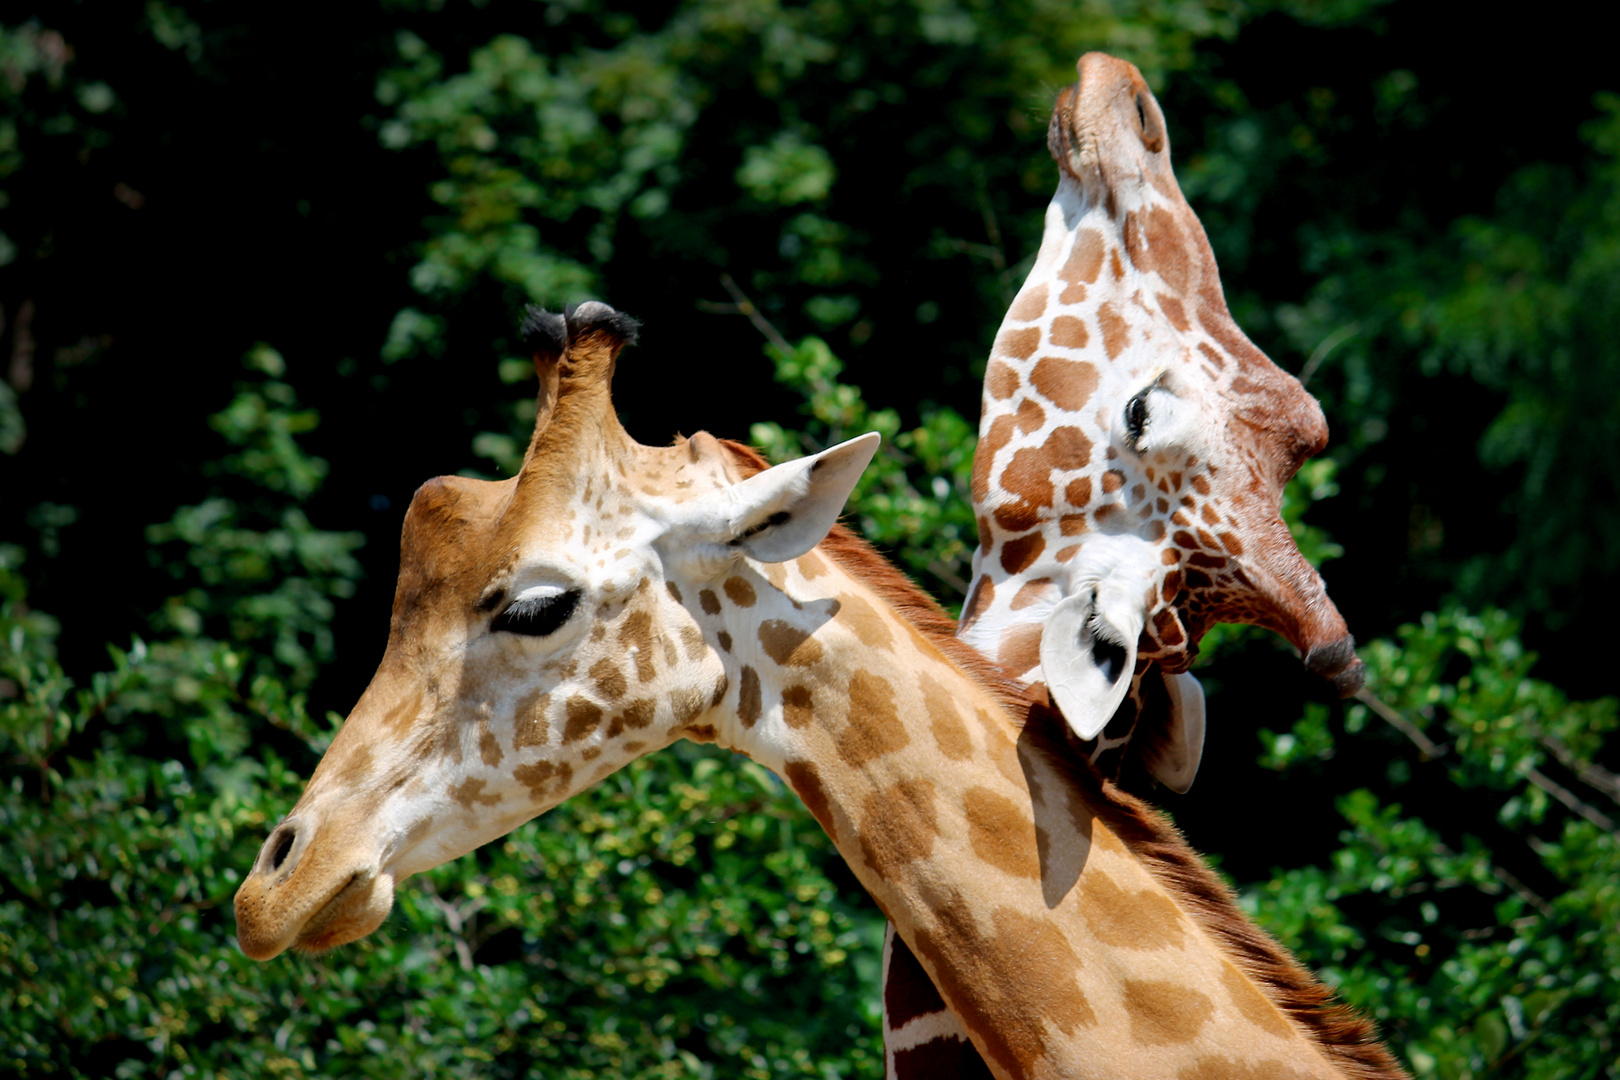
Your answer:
234,303 -> 1403,1079
881,53 -> 1369,1077
957,51 -> 1363,779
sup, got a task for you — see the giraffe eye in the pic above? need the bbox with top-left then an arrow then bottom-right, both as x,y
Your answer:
493,588 -> 581,637
1123,389 -> 1150,447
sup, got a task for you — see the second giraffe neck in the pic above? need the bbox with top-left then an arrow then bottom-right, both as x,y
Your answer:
695,535 -> 1350,1080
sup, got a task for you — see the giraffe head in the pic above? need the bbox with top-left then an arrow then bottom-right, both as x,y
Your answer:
233,303 -> 878,959
962,52 -> 1361,746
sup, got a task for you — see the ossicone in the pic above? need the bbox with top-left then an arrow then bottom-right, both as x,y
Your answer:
564,301 -> 641,352
521,306 -> 568,359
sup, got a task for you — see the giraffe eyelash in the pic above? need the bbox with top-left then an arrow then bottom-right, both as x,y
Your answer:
492,587 -> 582,638
1123,388 -> 1152,450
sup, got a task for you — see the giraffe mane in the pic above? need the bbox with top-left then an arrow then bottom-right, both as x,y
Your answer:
719,438 -> 1406,1080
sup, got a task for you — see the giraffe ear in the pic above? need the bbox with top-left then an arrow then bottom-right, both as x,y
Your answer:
712,433 -> 881,563
1139,671 -> 1206,793
1040,588 -> 1143,740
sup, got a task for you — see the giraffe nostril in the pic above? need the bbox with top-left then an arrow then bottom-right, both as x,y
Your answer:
269,829 -> 294,870
258,821 -> 301,877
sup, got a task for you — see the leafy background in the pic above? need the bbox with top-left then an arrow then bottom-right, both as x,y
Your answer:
2,2 -> 1616,1077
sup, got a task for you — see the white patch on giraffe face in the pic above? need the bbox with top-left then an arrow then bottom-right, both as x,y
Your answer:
1039,533 -> 1161,739
1117,379 -> 1210,460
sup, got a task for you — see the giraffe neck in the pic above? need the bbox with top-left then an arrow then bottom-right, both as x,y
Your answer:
699,519 -> 1394,1080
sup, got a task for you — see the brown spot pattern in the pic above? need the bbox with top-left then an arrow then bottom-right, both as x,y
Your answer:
1079,872 -> 1188,949
448,777 -> 502,810
1065,476 -> 1093,508
478,727 -> 504,767
513,761 -> 572,802
911,898 -> 1096,1080
964,786 -> 1041,879
621,698 -> 655,729
671,685 -> 707,725
994,326 -> 1041,361
1097,301 -> 1129,359
738,665 -> 761,727
1044,426 -> 1093,471
1007,284 -> 1048,322
781,685 -> 814,729
996,623 -> 1044,675
1014,397 -> 1046,435
836,670 -> 910,767
699,589 -> 721,615
1002,447 -> 1054,514
986,360 -> 1020,400
619,611 -> 657,681
1049,314 -> 1089,350
758,620 -> 824,667
1060,228 -> 1106,287
679,624 -> 707,660
1158,292 -> 1189,331
924,683 -> 973,761
513,690 -> 550,750
971,414 -> 1016,502
563,697 -> 603,743
785,760 -> 836,842
1122,979 -> 1214,1046
723,576 -> 756,607
856,779 -> 939,871
1030,356 -> 1100,412
1219,961 -> 1297,1040
1124,205 -> 1192,295
999,533 -> 1045,575
590,658 -> 627,701
1010,577 -> 1055,611
839,591 -> 895,650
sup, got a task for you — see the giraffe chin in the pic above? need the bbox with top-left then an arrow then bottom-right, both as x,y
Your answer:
289,873 -> 397,955
236,866 -> 397,961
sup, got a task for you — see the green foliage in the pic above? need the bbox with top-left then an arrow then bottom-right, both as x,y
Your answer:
144,346 -> 366,692
1264,88 -> 1620,635
1249,608 -> 1620,1077
751,335 -> 979,604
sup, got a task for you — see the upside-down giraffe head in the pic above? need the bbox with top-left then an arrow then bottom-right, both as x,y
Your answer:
959,52 -> 1362,782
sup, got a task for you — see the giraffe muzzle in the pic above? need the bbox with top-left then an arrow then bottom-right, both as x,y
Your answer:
236,813 -> 397,960
1304,635 -> 1364,697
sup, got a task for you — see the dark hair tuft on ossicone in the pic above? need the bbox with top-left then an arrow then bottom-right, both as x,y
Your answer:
521,306 -> 569,357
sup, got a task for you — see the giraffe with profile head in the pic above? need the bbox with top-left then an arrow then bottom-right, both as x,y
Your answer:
879,52 -> 1372,1078
234,303 -> 1402,1079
